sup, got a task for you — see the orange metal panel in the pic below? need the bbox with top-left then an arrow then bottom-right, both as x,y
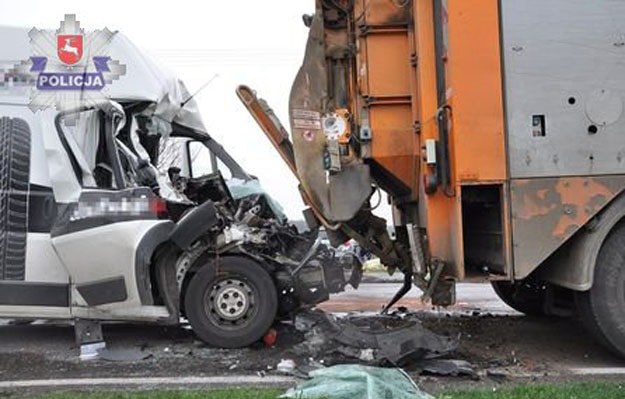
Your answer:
446,0 -> 507,182
369,103 -> 415,186
417,0 -> 508,278
413,0 -> 458,269
364,33 -> 412,97
361,0 -> 412,26
357,0 -> 420,193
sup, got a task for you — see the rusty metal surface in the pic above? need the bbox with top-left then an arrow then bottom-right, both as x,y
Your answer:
511,176 -> 625,279
288,11 -> 372,222
236,85 -> 297,176
289,12 -> 331,217
540,192 -> 625,291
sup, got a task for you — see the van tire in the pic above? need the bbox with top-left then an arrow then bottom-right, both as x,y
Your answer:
577,222 -> 625,357
184,256 -> 277,348
0,117 -> 30,281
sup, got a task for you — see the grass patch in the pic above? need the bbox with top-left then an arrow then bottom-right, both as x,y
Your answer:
440,381 -> 625,399
36,389 -> 281,399
29,381 -> 625,399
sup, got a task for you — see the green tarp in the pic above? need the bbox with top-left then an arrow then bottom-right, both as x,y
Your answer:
281,364 -> 432,399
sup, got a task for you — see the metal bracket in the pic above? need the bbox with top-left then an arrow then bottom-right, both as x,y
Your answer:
74,319 -> 103,345
421,260 -> 456,307
406,223 -> 426,275
75,319 -> 105,361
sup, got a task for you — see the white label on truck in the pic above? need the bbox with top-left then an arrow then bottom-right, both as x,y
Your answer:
292,109 -> 321,129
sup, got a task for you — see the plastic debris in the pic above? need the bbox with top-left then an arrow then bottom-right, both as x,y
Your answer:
292,309 -> 457,366
79,341 -> 106,361
358,349 -> 375,362
277,359 -> 297,375
264,328 -> 278,347
417,359 -> 477,378
99,348 -> 151,362
281,364 -> 432,399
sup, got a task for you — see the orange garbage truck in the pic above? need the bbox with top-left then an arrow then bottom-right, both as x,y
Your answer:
239,0 -> 625,357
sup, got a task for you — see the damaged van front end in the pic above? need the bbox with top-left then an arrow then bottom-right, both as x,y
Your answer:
0,27 -> 361,348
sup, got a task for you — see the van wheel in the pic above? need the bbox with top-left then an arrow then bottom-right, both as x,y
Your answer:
184,256 -> 277,348
577,223 -> 625,357
491,279 -> 546,316
0,117 -> 30,281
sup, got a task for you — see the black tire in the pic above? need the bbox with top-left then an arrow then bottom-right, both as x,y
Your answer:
0,117 -> 30,281
577,223 -> 625,356
184,256 -> 278,348
491,279 -> 546,316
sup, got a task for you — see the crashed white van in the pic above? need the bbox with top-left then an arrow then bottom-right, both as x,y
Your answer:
0,26 -> 359,348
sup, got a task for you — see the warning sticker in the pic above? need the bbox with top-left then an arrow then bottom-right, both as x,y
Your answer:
292,109 -> 321,130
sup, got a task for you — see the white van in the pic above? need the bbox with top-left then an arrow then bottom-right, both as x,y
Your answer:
0,27 -> 360,348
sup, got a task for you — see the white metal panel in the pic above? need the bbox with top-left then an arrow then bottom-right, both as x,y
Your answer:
24,233 -> 68,284
0,305 -> 70,319
52,220 -> 167,309
502,0 -> 625,178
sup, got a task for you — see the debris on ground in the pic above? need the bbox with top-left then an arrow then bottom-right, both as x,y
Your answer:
99,348 -> 151,362
263,328 -> 278,347
416,359 -> 477,378
281,364 -> 432,399
277,359 -> 297,375
79,342 -> 106,361
0,310 -> 606,393
289,309 -> 458,368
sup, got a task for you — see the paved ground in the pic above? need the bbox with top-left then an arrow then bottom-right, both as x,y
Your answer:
0,279 -> 623,395
320,280 -> 517,315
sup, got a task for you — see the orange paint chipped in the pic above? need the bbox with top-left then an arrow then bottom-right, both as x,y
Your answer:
516,194 -> 557,220
552,178 -> 615,238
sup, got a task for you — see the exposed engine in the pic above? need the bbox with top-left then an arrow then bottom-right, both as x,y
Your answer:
166,168 -> 363,317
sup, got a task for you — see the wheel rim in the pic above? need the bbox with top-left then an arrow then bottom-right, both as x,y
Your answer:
205,277 -> 256,329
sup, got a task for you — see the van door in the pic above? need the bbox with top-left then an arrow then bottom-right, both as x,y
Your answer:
43,104 -> 171,321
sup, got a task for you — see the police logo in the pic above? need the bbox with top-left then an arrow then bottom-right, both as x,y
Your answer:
13,14 -> 126,111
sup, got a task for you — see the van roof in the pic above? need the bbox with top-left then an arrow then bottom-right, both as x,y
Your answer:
0,25 -> 209,137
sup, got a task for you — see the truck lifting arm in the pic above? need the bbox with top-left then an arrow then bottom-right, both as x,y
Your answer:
237,84 -> 422,310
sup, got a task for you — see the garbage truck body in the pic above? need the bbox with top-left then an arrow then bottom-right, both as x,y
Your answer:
282,0 -> 625,357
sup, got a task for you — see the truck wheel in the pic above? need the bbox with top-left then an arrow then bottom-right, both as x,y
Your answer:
491,279 -> 545,316
184,256 -> 278,348
577,223 -> 625,356
0,117 -> 30,281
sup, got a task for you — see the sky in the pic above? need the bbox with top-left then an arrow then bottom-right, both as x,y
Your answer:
0,0 -> 392,222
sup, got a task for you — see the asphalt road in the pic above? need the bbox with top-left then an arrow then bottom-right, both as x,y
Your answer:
0,280 -> 623,394
320,280 -> 518,315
